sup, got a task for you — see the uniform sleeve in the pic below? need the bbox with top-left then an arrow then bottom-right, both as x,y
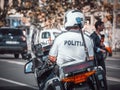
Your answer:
49,37 -> 59,57
87,38 -> 94,57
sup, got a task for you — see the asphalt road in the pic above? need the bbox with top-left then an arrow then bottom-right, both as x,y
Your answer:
0,52 -> 120,90
0,54 -> 38,90
106,51 -> 120,90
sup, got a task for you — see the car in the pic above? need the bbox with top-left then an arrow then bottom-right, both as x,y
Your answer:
0,27 -> 27,58
39,28 -> 62,46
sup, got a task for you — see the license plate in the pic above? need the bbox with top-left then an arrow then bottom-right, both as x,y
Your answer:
6,41 -> 19,44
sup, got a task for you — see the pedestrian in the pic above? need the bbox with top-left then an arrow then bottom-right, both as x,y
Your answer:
48,9 -> 94,67
90,19 -> 106,73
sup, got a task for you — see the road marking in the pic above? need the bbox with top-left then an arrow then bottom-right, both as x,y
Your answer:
0,77 -> 38,89
106,57 -> 120,61
0,60 -> 26,65
106,66 -> 120,70
107,65 -> 120,69
107,76 -> 120,83
1,60 -> 120,70
0,76 -> 120,89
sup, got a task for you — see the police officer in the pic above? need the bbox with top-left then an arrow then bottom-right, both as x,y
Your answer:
48,9 -> 94,66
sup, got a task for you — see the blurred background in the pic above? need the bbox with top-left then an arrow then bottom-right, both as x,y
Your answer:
0,0 -> 120,50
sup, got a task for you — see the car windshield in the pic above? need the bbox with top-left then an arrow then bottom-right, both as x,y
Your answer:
0,28 -> 23,36
41,32 -> 50,39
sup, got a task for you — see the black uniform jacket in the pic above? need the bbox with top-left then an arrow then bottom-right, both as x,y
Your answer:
90,31 -> 103,60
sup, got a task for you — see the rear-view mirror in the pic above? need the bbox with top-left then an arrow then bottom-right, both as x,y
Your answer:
24,60 -> 34,74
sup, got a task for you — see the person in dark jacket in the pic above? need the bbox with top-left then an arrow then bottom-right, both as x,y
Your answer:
90,20 -> 106,72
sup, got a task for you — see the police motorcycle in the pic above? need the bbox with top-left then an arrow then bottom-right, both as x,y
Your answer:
24,37 -> 108,90
24,22 -> 107,90
24,44 -> 107,90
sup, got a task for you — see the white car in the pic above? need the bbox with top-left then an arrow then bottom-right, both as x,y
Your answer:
39,29 -> 62,46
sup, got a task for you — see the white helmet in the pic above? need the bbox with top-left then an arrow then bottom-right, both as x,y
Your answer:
64,9 -> 85,29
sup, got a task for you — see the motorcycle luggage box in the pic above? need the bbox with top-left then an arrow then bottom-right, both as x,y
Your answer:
61,60 -> 94,74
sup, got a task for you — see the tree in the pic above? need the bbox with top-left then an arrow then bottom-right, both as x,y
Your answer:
0,0 -> 113,27
0,0 -> 9,26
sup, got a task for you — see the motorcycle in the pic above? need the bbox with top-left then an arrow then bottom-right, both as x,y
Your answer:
24,43 -> 108,90
24,22 -> 107,90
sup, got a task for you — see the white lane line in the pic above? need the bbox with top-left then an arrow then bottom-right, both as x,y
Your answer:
0,60 -> 26,65
107,76 -> 120,83
1,76 -> 120,88
106,66 -> 120,70
0,77 -> 38,89
106,58 -> 120,61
